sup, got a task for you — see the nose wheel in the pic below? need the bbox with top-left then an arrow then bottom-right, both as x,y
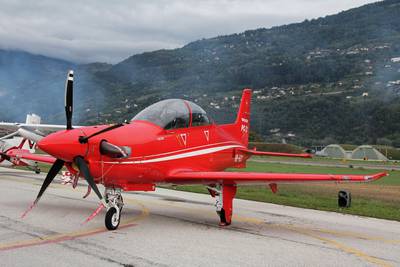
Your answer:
105,207 -> 120,230
104,188 -> 124,230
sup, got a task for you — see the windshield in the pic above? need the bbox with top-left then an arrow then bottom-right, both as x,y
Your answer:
187,101 -> 211,127
132,99 -> 190,129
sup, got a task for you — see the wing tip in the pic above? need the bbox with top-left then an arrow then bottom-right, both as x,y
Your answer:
365,172 -> 388,181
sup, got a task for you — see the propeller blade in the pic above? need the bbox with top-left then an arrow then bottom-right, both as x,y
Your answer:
65,70 -> 74,130
0,152 -> 11,162
33,159 -> 65,205
21,158 -> 65,218
74,157 -> 103,200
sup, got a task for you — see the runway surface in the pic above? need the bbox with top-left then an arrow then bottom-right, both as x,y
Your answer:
0,167 -> 399,267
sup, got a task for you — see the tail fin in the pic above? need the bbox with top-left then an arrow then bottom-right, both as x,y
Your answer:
234,89 -> 252,146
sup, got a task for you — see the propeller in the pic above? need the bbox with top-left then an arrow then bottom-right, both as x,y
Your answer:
31,159 -> 65,205
74,157 -> 103,200
21,159 -> 65,218
65,70 -> 74,130
23,70 -> 125,219
24,70 -> 75,212
0,152 -> 11,162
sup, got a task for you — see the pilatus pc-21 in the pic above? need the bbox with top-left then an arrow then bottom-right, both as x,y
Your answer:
1,71 -> 387,230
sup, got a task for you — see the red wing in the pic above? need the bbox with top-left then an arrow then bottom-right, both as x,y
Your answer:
238,148 -> 312,158
7,149 -> 56,164
166,171 -> 387,185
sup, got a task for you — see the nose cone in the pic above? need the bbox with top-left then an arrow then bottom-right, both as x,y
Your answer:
38,129 -> 88,162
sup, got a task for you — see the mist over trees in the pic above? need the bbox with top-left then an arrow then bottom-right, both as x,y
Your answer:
0,0 -> 400,146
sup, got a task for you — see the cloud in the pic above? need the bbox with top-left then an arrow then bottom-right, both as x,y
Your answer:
0,0 -> 377,63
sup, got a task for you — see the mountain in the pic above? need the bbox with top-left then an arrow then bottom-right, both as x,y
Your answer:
1,0 -> 400,146
0,50 -> 112,123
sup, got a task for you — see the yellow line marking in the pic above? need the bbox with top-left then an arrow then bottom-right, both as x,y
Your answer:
131,198 -> 397,267
0,173 -> 397,266
234,214 -> 400,244
286,226 -> 394,267
0,198 -> 149,251
231,215 -> 394,267
295,226 -> 400,245
140,197 -> 400,244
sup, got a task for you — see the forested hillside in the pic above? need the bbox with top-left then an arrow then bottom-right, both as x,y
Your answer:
0,0 -> 399,146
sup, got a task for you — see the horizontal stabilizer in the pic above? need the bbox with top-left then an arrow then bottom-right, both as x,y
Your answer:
238,148 -> 312,158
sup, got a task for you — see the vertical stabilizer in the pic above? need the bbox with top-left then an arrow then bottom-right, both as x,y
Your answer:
219,89 -> 252,146
234,89 -> 252,146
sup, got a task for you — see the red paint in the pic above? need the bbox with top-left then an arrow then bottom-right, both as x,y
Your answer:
222,185 -> 237,224
7,148 -> 55,164
14,89 -> 387,226
269,183 -> 278,194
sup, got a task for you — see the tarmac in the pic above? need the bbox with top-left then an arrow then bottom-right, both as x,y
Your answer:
0,167 -> 399,267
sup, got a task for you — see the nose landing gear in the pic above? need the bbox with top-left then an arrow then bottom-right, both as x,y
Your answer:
104,188 -> 124,230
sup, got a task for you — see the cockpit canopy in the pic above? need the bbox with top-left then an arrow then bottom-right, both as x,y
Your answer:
132,99 -> 211,130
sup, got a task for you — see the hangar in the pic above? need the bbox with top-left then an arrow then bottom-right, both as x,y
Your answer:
317,144 -> 348,159
351,145 -> 388,161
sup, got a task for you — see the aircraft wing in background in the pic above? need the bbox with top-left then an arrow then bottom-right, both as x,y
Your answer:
6,148 -> 56,164
0,122 -> 79,135
0,113 -> 81,141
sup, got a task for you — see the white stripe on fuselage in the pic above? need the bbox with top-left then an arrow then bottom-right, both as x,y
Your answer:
135,141 -> 239,159
102,144 -> 245,164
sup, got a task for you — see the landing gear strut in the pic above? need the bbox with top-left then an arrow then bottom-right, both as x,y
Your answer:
209,184 -> 237,226
27,162 -> 41,174
104,188 -> 124,230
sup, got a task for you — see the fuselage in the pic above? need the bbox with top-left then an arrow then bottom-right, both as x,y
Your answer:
38,95 -> 252,190
38,120 -> 248,189
94,121 -> 246,186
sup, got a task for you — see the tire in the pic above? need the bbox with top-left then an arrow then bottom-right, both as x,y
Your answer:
217,209 -> 231,226
338,190 -> 351,208
105,207 -> 120,230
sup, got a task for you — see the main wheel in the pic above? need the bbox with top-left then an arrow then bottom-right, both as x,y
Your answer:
217,209 -> 231,226
105,207 -> 120,230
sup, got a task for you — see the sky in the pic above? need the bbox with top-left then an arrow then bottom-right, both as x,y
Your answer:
0,0 -> 378,64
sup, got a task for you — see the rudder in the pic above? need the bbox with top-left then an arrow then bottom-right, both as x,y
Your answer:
234,89 -> 252,146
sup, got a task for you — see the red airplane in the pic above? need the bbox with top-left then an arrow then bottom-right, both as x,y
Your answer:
15,71 -> 386,230
0,137 -> 55,173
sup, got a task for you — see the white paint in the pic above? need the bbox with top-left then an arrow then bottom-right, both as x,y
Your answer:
203,130 -> 209,142
103,144 -> 244,164
180,133 -> 187,146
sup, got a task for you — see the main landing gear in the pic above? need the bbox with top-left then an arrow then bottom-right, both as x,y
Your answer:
208,184 -> 237,226
104,188 -> 124,230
